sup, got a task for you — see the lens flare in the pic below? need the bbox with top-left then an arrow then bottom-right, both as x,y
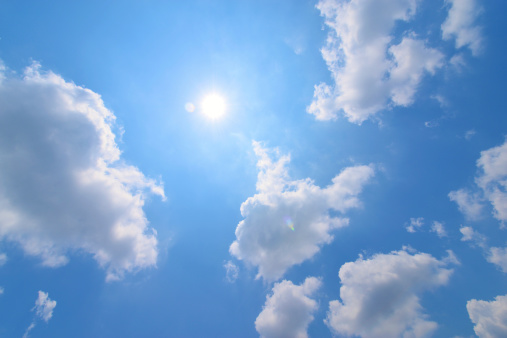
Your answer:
284,216 -> 295,231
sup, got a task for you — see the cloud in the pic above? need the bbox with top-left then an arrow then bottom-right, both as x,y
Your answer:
467,294 -> 507,338
487,247 -> 507,273
0,62 -> 165,281
450,138 -> 507,227
0,253 -> 6,266
0,287 -> 3,295
406,217 -> 424,233
223,260 -> 239,283
460,226 -> 487,249
308,0 -> 444,124
442,0 -> 483,56
230,142 -> 374,281
255,277 -> 321,338
326,249 -> 456,338
24,291 -> 57,338
449,189 -> 484,220
476,138 -> 507,225
431,221 -> 448,238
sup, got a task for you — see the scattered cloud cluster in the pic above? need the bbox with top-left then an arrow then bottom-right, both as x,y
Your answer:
0,62 -> 165,281
230,141 -> 374,281
308,0 -> 444,123
255,277 -> 321,338
326,248 -> 456,338
467,294 -> 507,338
405,218 -> 447,238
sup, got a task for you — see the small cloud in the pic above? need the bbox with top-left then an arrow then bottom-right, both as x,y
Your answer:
464,129 -> 476,140
431,221 -> 448,238
424,120 -> 439,128
450,54 -> 467,71
24,291 -> 57,338
431,95 -> 449,108
406,217 -> 424,233
0,253 -> 6,266
460,226 -> 487,249
223,260 -> 239,283
0,286 -> 4,295
487,247 -> 507,273
449,189 -> 483,221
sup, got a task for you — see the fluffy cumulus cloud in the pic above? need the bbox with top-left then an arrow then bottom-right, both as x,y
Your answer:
255,277 -> 321,338
326,249 -> 456,338
467,294 -> 507,338
0,62 -> 165,281
230,142 -> 374,281
308,0 -> 443,124
450,138 -> 507,228
441,0 -> 483,56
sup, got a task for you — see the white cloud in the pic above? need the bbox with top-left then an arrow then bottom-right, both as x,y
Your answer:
476,138 -> 507,225
255,277 -> 321,338
449,189 -> 483,220
326,249 -> 455,338
0,253 -> 6,266
467,294 -> 507,338
24,291 -> 57,338
431,221 -> 448,238
406,217 -> 424,233
487,247 -> 507,273
442,0 -> 483,56
459,226 -> 487,249
0,286 -> 3,295
0,62 -> 165,281
230,142 -> 374,281
465,129 -> 477,140
223,260 -> 239,283
308,0 -> 443,124
34,290 -> 57,322
450,138 -> 507,228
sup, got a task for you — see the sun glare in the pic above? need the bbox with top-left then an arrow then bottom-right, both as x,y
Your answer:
201,94 -> 226,120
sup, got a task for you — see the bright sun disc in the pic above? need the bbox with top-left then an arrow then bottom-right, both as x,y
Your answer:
202,94 -> 226,119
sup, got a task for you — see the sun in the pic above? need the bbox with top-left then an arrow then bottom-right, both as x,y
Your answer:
201,94 -> 226,120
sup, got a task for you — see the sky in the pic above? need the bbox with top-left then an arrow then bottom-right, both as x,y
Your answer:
0,0 -> 506,337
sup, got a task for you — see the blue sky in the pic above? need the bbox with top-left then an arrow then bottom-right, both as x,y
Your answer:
0,0 -> 506,337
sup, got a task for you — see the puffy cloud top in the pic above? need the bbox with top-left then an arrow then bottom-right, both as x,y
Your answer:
0,62 -> 164,281
467,294 -> 507,338
255,277 -> 321,338
308,0 -> 443,124
230,141 -> 374,281
326,249 -> 455,338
